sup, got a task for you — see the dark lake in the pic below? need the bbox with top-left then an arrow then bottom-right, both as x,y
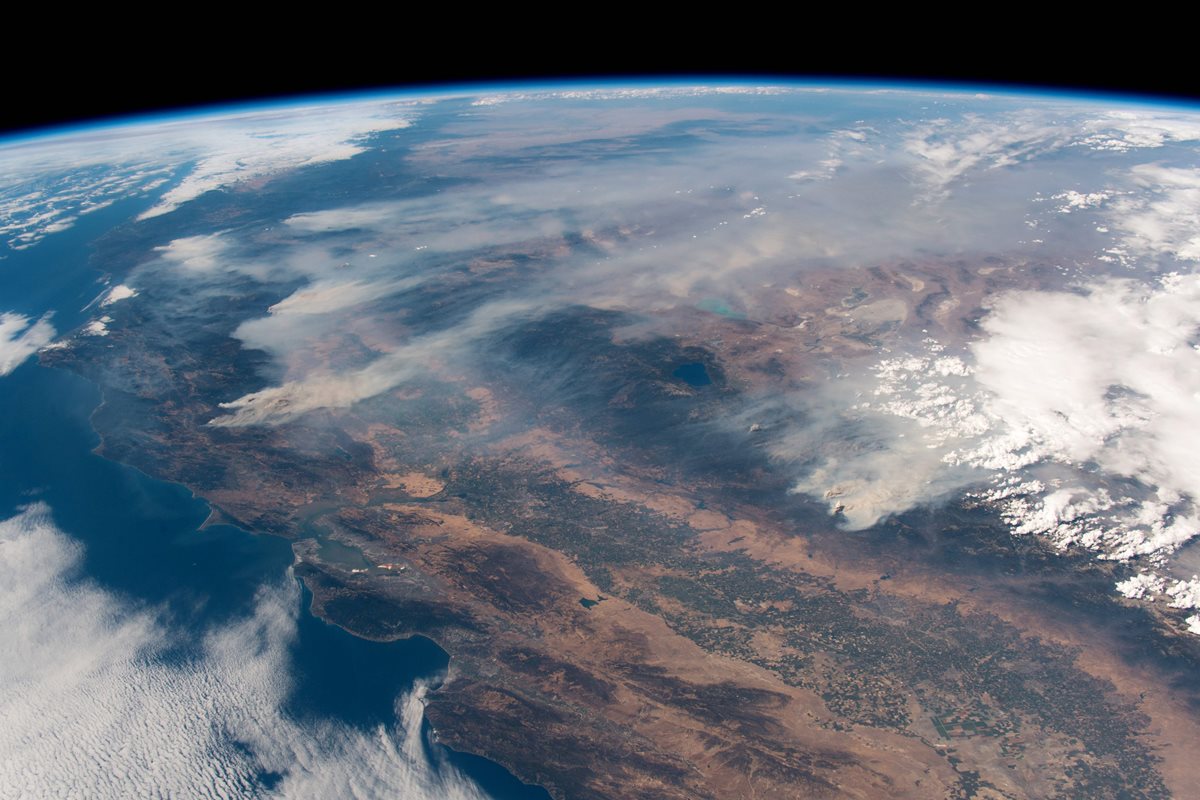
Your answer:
671,361 -> 712,387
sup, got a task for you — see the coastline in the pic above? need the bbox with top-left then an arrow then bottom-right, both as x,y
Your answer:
65,363 -> 555,799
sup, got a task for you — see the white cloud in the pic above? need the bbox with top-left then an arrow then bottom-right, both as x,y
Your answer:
0,311 -> 55,376
99,284 -> 138,306
1109,164 -> 1200,262
1116,571 -> 1166,599
1053,189 -> 1112,212
1166,576 -> 1200,609
0,156 -> 175,251
788,274 -> 1200,630
1078,111 -> 1200,152
0,504 -> 490,799
83,316 -> 112,336
969,276 -> 1200,532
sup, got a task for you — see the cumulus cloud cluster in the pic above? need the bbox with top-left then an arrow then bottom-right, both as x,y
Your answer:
1109,164 -> 1200,263
0,504 -> 488,799
789,273 -> 1200,626
1077,111 -> 1200,152
0,150 -> 172,250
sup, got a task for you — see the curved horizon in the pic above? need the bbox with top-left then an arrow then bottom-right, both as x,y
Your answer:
5,74 -> 1200,146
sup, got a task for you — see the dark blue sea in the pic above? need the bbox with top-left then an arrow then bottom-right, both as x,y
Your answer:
0,190 -> 548,799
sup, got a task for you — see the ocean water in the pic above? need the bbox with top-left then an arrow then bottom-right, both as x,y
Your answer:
0,205 -> 548,799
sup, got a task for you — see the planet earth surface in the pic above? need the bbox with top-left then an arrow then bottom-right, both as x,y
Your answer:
2,82 -> 1200,799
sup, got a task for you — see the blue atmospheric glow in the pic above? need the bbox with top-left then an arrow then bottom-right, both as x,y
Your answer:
4,75 -> 1197,149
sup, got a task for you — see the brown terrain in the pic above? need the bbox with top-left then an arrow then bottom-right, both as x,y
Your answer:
44,229 -> 1200,800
